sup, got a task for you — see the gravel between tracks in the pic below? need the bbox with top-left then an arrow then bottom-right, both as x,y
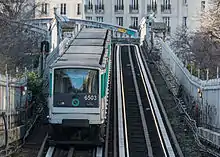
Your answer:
12,120 -> 48,157
145,49 -> 214,157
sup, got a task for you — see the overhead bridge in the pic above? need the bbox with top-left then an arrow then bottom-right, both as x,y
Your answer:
54,10 -> 138,38
65,18 -> 138,37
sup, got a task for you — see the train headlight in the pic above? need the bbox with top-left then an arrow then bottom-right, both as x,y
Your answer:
57,100 -> 65,105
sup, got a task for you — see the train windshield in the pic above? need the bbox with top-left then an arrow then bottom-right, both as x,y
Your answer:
54,68 -> 99,94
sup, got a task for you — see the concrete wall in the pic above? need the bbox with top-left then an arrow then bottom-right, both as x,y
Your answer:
0,74 -> 27,113
160,39 -> 220,131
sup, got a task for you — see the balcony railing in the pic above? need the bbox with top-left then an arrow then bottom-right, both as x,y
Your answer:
129,5 -> 139,14
167,26 -> 171,34
115,5 -> 124,13
95,5 -> 104,14
84,5 -> 93,13
129,25 -> 138,30
161,4 -> 171,13
147,4 -> 157,13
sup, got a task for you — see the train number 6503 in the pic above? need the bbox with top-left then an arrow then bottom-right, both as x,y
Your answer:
84,95 -> 97,101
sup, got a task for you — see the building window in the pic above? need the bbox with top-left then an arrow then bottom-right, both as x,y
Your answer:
116,0 -> 123,6
61,3 -> 66,15
183,17 -> 187,27
96,16 -> 103,22
130,17 -> 138,29
88,0 -> 93,6
41,3 -> 48,14
163,17 -> 170,33
95,0 -> 104,13
86,16 -> 92,20
147,0 -> 157,13
85,0 -> 93,13
131,0 -> 138,9
116,17 -> 123,26
163,0 -> 171,6
115,0 -> 124,11
161,0 -> 171,13
201,1 -> 205,11
77,3 -> 81,15
97,0 -> 103,5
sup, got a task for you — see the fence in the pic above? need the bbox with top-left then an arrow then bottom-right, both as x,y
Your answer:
0,73 -> 27,128
0,73 -> 27,149
159,39 -> 220,132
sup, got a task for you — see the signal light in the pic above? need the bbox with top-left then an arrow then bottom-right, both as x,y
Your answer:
41,41 -> 50,53
197,88 -> 202,98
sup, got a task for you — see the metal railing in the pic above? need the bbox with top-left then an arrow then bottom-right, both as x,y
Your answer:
84,5 -> 93,13
114,5 -> 124,13
95,5 -> 104,14
147,4 -> 157,13
158,39 -> 220,131
161,4 -> 171,13
129,5 -> 139,14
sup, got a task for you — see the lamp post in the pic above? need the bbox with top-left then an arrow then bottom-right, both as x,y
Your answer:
197,88 -> 203,125
146,13 -> 156,47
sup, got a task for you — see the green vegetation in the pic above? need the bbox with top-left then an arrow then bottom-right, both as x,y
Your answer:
27,72 -> 43,96
186,63 -> 198,76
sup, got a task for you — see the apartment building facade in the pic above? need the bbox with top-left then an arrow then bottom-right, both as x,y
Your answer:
35,0 -> 208,34
35,0 -> 84,19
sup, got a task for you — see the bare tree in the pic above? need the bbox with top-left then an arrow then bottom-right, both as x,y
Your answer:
0,0 -> 36,19
170,26 -> 193,64
171,26 -> 220,79
200,0 -> 220,40
0,0 -> 44,75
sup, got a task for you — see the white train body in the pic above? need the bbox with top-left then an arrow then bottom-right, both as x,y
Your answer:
47,28 -> 111,128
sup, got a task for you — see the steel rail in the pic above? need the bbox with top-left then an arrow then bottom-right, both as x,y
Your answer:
116,44 -> 126,157
119,46 -> 130,157
134,45 -> 175,156
127,45 -> 154,157
45,147 -> 55,157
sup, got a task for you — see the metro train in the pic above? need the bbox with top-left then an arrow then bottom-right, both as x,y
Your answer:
47,28 -> 112,142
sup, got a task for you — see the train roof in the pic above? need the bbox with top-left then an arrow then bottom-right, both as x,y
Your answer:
76,32 -> 107,39
70,39 -> 105,46
77,28 -> 107,39
80,28 -> 107,33
52,52 -> 108,68
66,46 -> 103,54
51,28 -> 110,69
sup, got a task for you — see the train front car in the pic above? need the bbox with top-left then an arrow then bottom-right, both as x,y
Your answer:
47,28 -> 111,144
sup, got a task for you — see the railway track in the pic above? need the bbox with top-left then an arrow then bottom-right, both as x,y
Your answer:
18,43 -> 178,157
105,44 -> 118,157
44,146 -> 102,157
117,44 -> 176,157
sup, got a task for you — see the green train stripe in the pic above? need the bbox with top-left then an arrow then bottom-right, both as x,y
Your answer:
49,73 -> 52,97
101,43 -> 111,98
101,73 -> 105,98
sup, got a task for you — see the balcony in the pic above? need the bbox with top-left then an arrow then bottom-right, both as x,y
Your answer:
115,5 -> 124,14
84,5 -> 93,14
95,5 -> 104,14
129,5 -> 139,14
147,4 -> 157,13
129,25 -> 138,30
167,26 -> 171,34
161,4 -> 171,14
